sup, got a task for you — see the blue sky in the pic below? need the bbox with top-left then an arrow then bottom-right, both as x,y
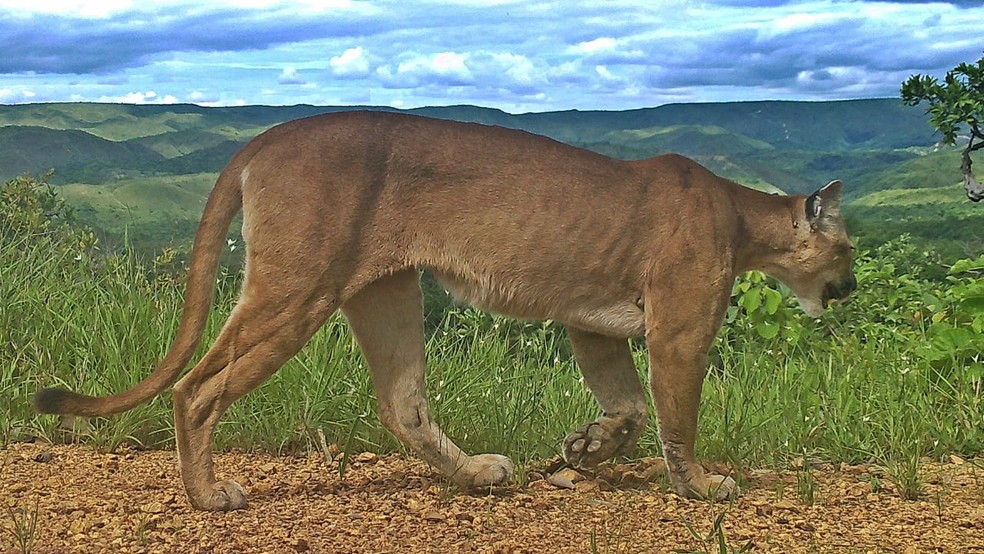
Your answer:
0,0 -> 981,112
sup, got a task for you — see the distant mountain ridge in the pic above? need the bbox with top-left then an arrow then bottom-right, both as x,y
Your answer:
0,99 -> 939,191
2,99 -> 978,259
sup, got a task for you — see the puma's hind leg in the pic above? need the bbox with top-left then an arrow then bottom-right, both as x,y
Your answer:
342,269 -> 514,489
563,327 -> 648,468
172,276 -> 336,511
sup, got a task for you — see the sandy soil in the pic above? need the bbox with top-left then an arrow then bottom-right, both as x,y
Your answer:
3,442 -> 984,553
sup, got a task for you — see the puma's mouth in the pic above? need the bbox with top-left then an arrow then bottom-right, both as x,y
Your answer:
822,276 -> 857,308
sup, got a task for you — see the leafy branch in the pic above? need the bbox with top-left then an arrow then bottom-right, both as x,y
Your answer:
901,53 -> 984,202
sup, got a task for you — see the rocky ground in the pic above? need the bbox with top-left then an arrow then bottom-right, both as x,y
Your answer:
3,442 -> 984,553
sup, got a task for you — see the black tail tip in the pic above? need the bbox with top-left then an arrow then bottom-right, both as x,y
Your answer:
34,387 -> 74,414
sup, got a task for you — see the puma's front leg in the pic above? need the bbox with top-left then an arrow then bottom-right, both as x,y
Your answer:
563,327 -> 648,468
647,280 -> 738,501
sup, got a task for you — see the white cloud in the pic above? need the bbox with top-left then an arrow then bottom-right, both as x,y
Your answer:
278,66 -> 305,84
0,0 -> 136,18
97,90 -> 178,104
573,37 -> 618,53
0,0 -> 360,17
0,88 -> 36,103
379,51 -> 474,87
329,47 -> 371,77
402,52 -> 471,79
186,90 -> 221,104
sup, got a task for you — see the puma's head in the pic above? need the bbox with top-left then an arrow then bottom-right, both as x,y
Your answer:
778,180 -> 857,318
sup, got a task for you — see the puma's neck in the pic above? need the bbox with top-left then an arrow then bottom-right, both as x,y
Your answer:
731,185 -> 803,275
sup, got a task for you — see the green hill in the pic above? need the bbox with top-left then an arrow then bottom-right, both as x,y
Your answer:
0,100 -> 977,260
0,125 -> 164,182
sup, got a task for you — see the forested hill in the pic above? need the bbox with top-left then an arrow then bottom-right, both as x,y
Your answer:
0,99 -> 979,258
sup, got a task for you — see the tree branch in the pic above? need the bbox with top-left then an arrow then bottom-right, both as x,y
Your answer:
962,135 -> 984,202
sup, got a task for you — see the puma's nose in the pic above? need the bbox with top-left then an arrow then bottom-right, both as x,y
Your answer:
823,275 -> 857,308
842,274 -> 857,296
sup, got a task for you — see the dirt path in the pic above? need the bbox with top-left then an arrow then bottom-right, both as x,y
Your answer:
3,443 -> 984,553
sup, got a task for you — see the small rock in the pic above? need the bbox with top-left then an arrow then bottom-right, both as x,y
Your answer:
8,483 -> 28,494
140,501 -> 166,514
950,454 -> 966,465
795,521 -> 816,532
69,518 -> 88,534
423,509 -> 444,522
595,479 -> 614,492
453,512 -> 475,523
548,474 -> 575,489
289,483 -> 307,495
641,460 -> 668,481
574,481 -> 598,493
574,480 -> 601,493
548,468 -> 584,489
251,481 -> 274,495
619,471 -> 648,488
355,452 -> 379,464
33,451 -> 53,463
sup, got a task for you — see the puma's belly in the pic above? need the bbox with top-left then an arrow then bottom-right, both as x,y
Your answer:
430,269 -> 646,338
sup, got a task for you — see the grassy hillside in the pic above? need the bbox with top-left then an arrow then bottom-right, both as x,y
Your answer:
59,173 -> 218,252
848,182 -> 984,260
0,99 -> 978,260
0,126 -> 164,182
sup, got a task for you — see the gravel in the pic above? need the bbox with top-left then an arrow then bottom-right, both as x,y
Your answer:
3,443 -> 984,553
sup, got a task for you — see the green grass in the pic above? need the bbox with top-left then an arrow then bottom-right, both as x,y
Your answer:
3,177 -> 984,487
3,228 -> 984,479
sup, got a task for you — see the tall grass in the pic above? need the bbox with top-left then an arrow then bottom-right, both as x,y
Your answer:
3,176 -> 983,476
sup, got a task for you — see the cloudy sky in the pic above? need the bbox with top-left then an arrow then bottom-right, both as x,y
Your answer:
0,0 -> 981,113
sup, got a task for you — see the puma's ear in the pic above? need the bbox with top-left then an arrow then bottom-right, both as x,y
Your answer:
806,180 -> 843,226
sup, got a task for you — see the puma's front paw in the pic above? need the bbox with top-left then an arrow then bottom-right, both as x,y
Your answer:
452,454 -> 515,489
189,480 -> 248,511
672,473 -> 739,502
563,414 -> 644,468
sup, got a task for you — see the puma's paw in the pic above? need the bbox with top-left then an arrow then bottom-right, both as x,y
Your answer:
563,416 -> 641,468
454,454 -> 515,489
189,480 -> 248,511
672,473 -> 739,502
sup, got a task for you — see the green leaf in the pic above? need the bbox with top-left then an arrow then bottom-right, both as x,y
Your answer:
763,288 -> 783,315
744,290 -> 762,313
756,320 -> 780,340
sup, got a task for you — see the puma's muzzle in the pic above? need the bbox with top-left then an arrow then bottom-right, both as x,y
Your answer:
822,274 -> 857,308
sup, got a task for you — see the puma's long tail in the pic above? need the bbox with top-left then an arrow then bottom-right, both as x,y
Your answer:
34,168 -> 244,417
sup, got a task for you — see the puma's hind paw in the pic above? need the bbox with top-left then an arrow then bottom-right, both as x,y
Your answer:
672,473 -> 740,502
188,479 -> 248,511
452,454 -> 515,489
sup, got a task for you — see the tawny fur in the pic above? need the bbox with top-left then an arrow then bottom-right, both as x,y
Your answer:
35,111 -> 855,510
